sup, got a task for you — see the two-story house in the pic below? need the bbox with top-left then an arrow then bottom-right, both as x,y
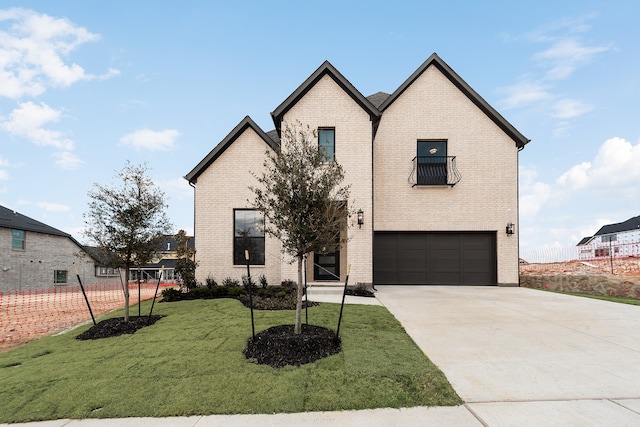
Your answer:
0,205 -> 119,291
186,53 -> 529,287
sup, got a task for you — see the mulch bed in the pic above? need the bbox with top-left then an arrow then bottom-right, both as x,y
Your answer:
345,288 -> 375,298
76,315 -> 164,340
244,324 -> 341,369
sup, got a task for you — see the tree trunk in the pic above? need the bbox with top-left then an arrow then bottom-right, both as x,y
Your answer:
123,265 -> 130,322
294,255 -> 304,334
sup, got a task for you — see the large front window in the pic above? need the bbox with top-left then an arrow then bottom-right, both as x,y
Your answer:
234,209 -> 265,265
318,128 -> 335,162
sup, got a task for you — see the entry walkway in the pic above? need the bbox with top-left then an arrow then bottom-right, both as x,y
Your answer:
5,286 -> 640,426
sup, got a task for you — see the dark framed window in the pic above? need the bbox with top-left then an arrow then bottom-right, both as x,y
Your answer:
12,229 -> 25,250
417,140 -> 447,185
318,128 -> 335,162
54,270 -> 68,284
234,209 -> 265,265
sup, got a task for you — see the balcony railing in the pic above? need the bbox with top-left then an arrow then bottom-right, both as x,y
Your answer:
409,156 -> 461,187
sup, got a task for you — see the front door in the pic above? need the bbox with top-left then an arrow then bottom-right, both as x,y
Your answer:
314,249 -> 340,281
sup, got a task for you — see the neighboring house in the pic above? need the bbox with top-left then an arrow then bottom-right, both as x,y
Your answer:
186,53 -> 529,287
130,235 -> 195,282
0,205 -> 119,292
577,215 -> 640,260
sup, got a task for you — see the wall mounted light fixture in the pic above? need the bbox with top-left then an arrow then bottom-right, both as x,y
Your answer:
506,222 -> 515,235
357,209 -> 364,228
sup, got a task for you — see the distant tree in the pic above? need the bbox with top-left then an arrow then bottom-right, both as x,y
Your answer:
83,162 -> 173,321
250,122 -> 350,334
174,229 -> 197,290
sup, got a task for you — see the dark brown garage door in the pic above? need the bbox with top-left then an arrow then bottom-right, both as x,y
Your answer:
373,232 -> 497,285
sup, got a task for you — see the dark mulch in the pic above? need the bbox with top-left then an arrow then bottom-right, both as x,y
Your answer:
75,315 -> 164,340
345,288 -> 376,298
244,324 -> 341,369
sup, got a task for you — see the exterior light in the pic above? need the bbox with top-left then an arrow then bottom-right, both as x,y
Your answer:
506,222 -> 515,235
357,209 -> 364,228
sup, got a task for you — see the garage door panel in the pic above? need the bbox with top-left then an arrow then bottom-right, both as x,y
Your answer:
374,232 -> 496,285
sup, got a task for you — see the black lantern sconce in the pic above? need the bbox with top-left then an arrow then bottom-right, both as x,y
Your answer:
506,222 -> 515,236
357,209 -> 364,228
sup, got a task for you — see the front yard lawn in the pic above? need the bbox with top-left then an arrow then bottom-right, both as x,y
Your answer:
0,298 -> 461,423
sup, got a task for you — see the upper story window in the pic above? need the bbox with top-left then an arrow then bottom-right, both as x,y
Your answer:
411,140 -> 461,187
12,229 -> 25,250
318,128 -> 335,162
234,209 -> 265,265
417,140 -> 448,185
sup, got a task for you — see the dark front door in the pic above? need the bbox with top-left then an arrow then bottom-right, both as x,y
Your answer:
314,249 -> 340,281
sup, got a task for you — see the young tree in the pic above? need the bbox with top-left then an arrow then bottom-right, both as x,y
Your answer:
84,162 -> 173,321
174,229 -> 197,290
250,122 -> 350,334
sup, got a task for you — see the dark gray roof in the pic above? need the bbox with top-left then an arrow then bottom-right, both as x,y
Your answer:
577,236 -> 592,246
185,116 -> 279,184
594,215 -> 640,236
271,60 -> 381,136
0,205 -> 71,238
366,91 -> 391,109
378,53 -> 530,149
1,205 -> 99,263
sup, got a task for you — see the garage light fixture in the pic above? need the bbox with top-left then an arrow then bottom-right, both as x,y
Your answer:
506,222 -> 515,236
357,209 -> 364,228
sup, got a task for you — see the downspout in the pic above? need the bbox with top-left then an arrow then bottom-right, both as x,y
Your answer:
516,145 -> 525,287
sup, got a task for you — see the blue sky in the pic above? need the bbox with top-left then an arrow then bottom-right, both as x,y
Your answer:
1,1 -> 638,251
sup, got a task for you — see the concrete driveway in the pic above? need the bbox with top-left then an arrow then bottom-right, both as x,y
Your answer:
376,285 -> 640,425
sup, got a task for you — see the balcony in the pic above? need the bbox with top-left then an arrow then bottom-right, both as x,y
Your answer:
410,156 -> 461,187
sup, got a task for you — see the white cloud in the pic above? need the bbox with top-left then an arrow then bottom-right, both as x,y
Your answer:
1,101 -> 74,150
552,98 -> 593,119
533,38 -> 610,81
556,137 -> 640,192
119,129 -> 180,152
53,151 -> 84,170
498,78 -> 553,110
37,201 -> 70,212
0,8 -> 118,99
159,177 -> 192,200
519,137 -> 640,249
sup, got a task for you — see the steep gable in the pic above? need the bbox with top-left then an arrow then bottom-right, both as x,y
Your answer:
271,61 -> 381,136
379,53 -> 529,149
185,116 -> 278,184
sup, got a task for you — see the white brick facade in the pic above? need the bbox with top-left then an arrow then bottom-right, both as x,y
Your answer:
187,54 -> 528,287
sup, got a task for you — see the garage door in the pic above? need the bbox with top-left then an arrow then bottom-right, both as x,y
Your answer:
373,232 -> 496,285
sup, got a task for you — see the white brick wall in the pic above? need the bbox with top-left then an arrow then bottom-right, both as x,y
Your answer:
373,66 -> 520,284
282,75 -> 374,285
194,129 -> 282,286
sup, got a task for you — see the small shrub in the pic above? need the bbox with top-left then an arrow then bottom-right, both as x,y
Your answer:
242,275 -> 257,291
259,274 -> 268,288
228,287 -> 246,297
205,275 -> 218,289
161,288 -> 183,302
222,277 -> 240,287
281,279 -> 296,289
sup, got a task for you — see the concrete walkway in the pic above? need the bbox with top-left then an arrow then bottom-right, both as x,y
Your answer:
5,286 -> 640,426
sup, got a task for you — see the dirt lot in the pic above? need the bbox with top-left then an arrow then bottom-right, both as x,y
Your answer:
0,283 -> 175,352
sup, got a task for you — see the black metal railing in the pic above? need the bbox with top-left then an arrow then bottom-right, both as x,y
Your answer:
409,156 -> 461,187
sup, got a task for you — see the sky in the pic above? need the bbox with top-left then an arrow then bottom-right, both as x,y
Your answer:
1,0 -> 639,253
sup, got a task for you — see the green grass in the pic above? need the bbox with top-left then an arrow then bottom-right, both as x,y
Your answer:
0,299 -> 461,423
543,289 -> 640,306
